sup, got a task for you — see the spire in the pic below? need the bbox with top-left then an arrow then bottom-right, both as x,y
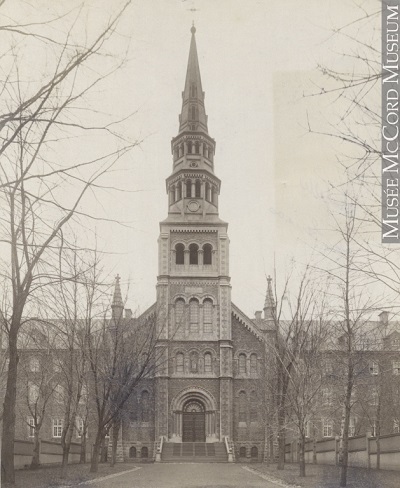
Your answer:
264,275 -> 275,321
179,24 -> 208,134
111,274 -> 123,322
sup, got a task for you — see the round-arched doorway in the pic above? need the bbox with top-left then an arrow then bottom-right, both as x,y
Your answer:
182,399 -> 205,442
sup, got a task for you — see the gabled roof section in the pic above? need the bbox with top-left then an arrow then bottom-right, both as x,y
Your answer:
231,302 -> 264,341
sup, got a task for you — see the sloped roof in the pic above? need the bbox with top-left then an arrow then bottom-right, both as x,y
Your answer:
231,302 -> 265,341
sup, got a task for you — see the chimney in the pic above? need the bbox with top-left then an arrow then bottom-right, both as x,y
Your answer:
125,309 -> 132,320
255,311 -> 262,322
379,311 -> 389,326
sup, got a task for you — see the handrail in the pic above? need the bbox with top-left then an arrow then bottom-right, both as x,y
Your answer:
224,436 -> 234,462
155,435 -> 165,462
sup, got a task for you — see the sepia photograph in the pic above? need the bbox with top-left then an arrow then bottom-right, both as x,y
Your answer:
0,1 -> 399,487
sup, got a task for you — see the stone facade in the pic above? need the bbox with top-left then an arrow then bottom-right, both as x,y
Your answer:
119,26 -> 269,462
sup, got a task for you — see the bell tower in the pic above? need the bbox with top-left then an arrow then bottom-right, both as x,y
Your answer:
155,26 -> 233,444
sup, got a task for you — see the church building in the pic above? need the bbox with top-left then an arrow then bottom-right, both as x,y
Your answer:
119,26 -> 274,463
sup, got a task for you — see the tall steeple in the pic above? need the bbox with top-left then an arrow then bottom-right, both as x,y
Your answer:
167,26 -> 219,220
179,24 -> 208,135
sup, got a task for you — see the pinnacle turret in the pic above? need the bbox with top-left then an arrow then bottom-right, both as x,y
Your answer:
263,275 -> 275,321
111,274 -> 124,322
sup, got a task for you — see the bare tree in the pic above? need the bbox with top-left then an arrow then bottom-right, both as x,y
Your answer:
263,267 -> 329,472
0,2 -> 137,483
317,197 -> 383,487
18,323 -> 58,469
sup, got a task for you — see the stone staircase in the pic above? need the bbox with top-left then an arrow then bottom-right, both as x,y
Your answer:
161,442 -> 228,463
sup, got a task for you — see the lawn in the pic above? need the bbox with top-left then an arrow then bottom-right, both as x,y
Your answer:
2,463 -> 140,488
249,463 -> 400,488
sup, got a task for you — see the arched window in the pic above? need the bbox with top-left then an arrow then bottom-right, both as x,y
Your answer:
190,351 -> 198,372
189,244 -> 198,265
239,354 -> 247,374
141,391 -> 149,423
141,446 -> 148,458
174,147 -> 179,160
205,182 -> 210,202
239,446 -> 246,458
203,299 -> 213,334
175,244 -> 184,265
239,391 -> 246,423
189,299 -> 199,333
251,446 -> 258,458
191,105 -> 196,121
250,354 -> 257,375
211,186 -> 215,204
195,143 -> 200,154
177,181 -> 182,200
203,244 -> 212,265
129,446 -> 136,458
180,144 -> 184,157
187,141 -> 192,154
195,179 -> 201,197
171,185 -> 175,204
250,391 -> 257,422
186,180 -> 192,197
176,353 -> 184,373
175,298 -> 185,328
204,352 -> 212,373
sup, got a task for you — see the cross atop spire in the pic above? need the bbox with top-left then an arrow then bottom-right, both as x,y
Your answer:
178,25 -> 208,134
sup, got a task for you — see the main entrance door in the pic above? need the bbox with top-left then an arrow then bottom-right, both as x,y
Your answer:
182,400 -> 205,442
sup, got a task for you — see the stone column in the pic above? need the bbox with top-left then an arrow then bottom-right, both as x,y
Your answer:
184,250 -> 190,267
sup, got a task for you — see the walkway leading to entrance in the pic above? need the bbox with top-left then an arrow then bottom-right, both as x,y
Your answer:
161,442 -> 227,463
86,463 -> 282,488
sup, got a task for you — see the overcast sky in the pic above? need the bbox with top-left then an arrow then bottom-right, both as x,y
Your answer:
7,0 -> 379,317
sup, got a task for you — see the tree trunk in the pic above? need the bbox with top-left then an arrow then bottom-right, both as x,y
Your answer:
277,406 -> 285,470
80,434 -> 87,464
376,433 -> 381,470
110,418 -> 121,467
340,396 -> 351,487
1,328 -> 19,484
61,421 -> 75,478
299,435 -> 306,477
60,443 -> 71,478
30,431 -> 40,469
90,433 -> 103,473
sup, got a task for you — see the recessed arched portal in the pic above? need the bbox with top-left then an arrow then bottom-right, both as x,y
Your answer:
170,387 -> 218,442
182,399 -> 205,442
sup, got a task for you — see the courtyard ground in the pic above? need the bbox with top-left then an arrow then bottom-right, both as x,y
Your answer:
4,462 -> 400,488
250,462 -> 400,488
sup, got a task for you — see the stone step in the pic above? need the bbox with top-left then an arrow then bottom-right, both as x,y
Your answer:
161,442 -> 228,463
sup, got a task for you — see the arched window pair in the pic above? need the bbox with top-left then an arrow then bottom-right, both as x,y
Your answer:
170,182 -> 183,204
174,243 -> 213,265
174,297 -> 214,334
238,391 -> 258,424
238,353 -> 258,375
185,179 -> 201,198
